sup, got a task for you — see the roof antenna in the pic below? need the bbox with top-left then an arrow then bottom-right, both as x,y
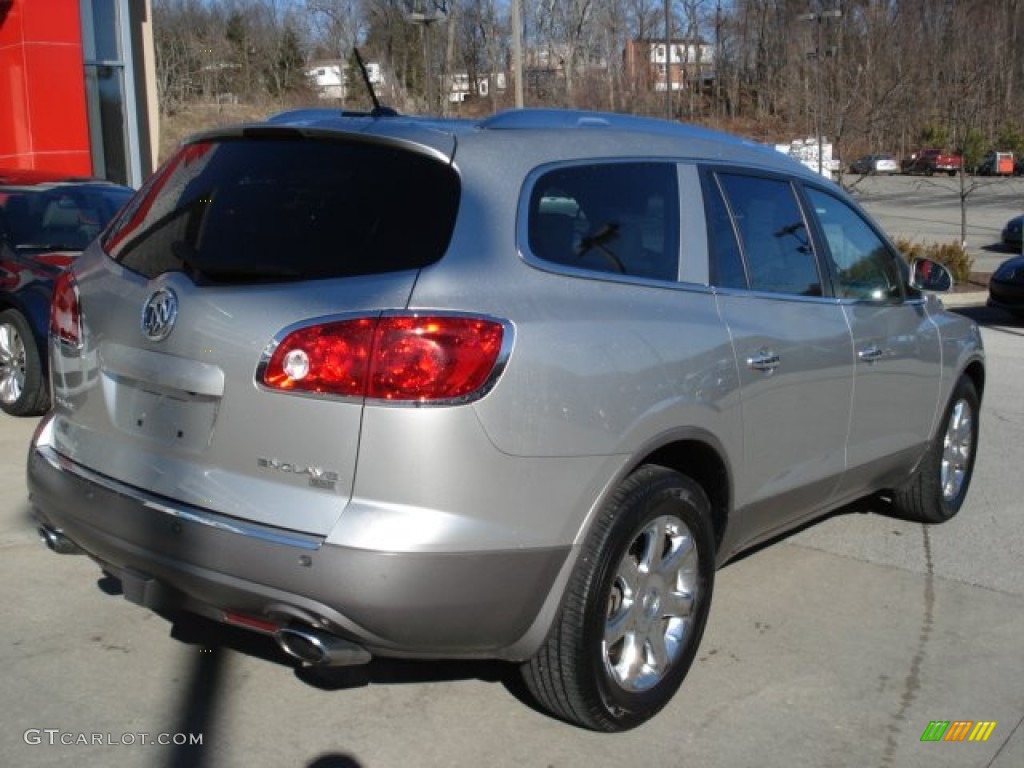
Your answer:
352,47 -> 397,118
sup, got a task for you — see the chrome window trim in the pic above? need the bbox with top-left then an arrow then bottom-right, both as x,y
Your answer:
517,156 -> 692,287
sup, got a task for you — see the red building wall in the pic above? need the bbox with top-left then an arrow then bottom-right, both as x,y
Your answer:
0,0 -> 91,174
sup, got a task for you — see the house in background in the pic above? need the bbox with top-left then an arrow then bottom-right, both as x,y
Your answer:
625,38 -> 715,94
308,60 -> 345,99
307,59 -> 387,102
445,71 -> 506,104
0,0 -> 158,187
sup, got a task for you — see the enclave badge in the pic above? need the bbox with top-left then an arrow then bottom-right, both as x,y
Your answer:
257,457 -> 340,490
141,288 -> 178,341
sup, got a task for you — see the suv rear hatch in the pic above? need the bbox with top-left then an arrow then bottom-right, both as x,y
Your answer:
48,128 -> 460,536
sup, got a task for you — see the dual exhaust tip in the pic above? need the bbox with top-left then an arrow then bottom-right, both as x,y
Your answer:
275,625 -> 372,667
38,525 -> 83,555
37,523 -> 369,668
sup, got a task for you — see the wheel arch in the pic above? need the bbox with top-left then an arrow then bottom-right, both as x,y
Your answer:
504,429 -> 733,663
962,358 -> 985,404
628,436 -> 732,552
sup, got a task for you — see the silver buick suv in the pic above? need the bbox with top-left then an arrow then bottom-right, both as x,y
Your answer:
29,108 -> 984,731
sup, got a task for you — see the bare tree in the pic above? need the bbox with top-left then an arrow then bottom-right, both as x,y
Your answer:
147,0 -> 1024,163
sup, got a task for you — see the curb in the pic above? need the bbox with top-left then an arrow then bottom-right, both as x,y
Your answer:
940,291 -> 988,308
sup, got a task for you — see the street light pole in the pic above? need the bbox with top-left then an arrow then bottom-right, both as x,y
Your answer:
798,5 -> 841,176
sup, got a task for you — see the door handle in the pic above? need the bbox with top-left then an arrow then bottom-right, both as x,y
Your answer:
746,350 -> 780,373
857,345 -> 884,364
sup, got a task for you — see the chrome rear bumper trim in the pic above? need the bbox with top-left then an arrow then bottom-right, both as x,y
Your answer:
34,441 -> 322,552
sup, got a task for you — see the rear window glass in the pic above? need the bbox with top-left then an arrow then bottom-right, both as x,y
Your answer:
102,137 -> 460,283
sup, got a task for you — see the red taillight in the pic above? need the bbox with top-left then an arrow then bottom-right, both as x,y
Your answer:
263,317 -> 376,396
261,315 -> 506,402
50,272 -> 83,348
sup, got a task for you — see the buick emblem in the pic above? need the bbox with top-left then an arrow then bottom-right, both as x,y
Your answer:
141,288 -> 178,341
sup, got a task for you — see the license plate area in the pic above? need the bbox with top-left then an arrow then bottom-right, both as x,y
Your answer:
103,373 -> 220,452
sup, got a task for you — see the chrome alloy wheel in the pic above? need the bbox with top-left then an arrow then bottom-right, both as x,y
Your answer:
941,397 -> 974,502
603,514 -> 700,693
0,320 -> 27,406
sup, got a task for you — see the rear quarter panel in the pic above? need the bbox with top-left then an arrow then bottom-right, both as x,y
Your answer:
405,134 -> 743,548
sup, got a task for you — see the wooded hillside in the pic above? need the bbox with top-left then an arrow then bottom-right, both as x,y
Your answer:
153,1 -> 1024,164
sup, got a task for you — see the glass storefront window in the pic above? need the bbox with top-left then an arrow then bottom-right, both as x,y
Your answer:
81,0 -> 136,187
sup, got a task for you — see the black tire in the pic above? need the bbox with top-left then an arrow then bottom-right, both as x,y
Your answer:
892,377 -> 979,524
522,465 -> 715,731
0,308 -> 49,417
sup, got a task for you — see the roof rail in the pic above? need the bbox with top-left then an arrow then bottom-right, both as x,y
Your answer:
480,108 -> 671,131
478,108 -> 755,145
266,107 -> 400,125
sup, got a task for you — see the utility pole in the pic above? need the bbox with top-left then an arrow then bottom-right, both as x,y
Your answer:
798,4 -> 841,176
406,1 -> 447,113
512,0 -> 524,107
664,0 -> 672,119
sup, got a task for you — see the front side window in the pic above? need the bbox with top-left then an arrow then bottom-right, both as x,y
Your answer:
805,187 -> 904,301
526,162 -> 679,282
715,173 -> 822,297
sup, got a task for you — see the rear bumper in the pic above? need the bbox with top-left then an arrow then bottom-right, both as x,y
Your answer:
28,419 -> 567,659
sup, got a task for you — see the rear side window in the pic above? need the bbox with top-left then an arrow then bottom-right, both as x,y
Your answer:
526,162 -> 679,281
102,137 -> 460,283
714,173 -> 822,297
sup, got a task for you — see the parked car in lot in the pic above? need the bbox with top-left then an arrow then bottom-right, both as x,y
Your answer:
988,255 -> 1024,315
901,147 -> 962,176
849,153 -> 899,175
29,108 -> 985,732
1001,214 -> 1023,249
976,150 -> 1015,176
0,170 -> 133,416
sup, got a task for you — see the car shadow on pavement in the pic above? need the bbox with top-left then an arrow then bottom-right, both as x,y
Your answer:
954,304 -> 1024,335
135,606 -> 537,766
155,621 -> 365,768
721,495 -> 881,569
160,608 -> 519,689
151,606 -> 542,731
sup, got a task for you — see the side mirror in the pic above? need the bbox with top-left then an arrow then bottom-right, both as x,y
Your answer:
909,257 -> 953,293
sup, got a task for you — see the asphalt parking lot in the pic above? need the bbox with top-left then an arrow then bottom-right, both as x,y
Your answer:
844,172 -> 1024,274
1,175 -> 1023,767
